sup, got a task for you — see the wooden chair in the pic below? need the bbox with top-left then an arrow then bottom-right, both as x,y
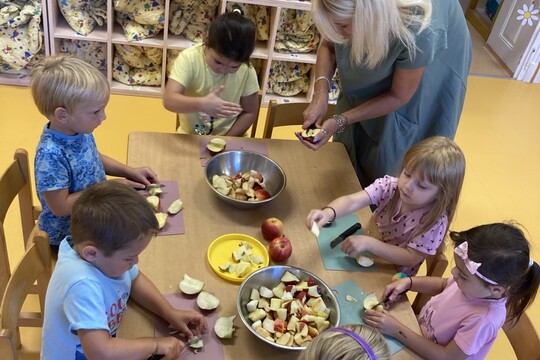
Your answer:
503,312 -> 540,360
411,246 -> 448,314
0,230 -> 51,360
0,149 -> 42,297
175,92 -> 262,138
262,100 -> 337,139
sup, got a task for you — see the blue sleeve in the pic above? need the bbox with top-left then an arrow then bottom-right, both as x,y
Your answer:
65,280 -> 109,334
35,147 -> 71,192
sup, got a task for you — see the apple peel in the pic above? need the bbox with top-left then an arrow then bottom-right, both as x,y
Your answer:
179,274 -> 204,295
214,315 -> 236,339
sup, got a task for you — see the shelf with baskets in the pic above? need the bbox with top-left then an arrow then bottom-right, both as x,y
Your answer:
2,0 -> 322,106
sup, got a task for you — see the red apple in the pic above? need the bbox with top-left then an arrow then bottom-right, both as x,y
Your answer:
261,217 -> 284,241
300,128 -> 322,143
269,235 -> 293,262
255,188 -> 271,200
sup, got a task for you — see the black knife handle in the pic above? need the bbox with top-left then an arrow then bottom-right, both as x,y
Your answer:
340,222 -> 362,239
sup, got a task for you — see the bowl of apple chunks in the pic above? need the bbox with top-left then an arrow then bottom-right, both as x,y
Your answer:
237,265 -> 340,350
204,150 -> 287,209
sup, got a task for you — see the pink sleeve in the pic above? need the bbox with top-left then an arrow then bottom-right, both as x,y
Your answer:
454,314 -> 499,356
364,176 -> 396,206
407,215 -> 448,255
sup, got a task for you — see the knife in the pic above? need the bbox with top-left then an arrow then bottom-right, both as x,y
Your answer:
330,222 -> 362,248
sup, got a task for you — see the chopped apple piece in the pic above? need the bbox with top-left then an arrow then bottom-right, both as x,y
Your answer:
214,315 -> 236,339
248,309 -> 266,322
155,213 -> 167,229
259,286 -> 274,298
272,282 -> 286,298
147,195 -> 160,211
179,274 -> 204,295
246,299 -> 258,313
218,262 -> 232,271
167,199 -> 183,214
276,332 -> 292,346
236,261 -> 251,278
196,291 -> 219,310
250,288 -> 260,300
280,271 -> 300,284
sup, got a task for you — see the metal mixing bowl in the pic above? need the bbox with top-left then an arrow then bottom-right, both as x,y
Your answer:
236,265 -> 341,350
204,150 -> 286,209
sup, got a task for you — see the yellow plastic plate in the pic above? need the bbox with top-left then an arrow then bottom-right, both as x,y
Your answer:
207,233 -> 269,283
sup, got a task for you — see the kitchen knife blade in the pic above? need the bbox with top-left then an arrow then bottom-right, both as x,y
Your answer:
329,222 -> 362,248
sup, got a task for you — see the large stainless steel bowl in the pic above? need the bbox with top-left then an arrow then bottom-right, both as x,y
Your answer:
237,265 -> 341,350
204,150 -> 286,209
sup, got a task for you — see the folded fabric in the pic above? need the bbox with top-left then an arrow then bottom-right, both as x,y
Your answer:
57,0 -> 106,36
0,0 -> 43,71
112,45 -> 162,86
60,39 -> 107,71
168,0 -> 217,42
114,0 -> 165,41
267,61 -> 311,96
267,77 -> 310,96
275,9 -> 320,53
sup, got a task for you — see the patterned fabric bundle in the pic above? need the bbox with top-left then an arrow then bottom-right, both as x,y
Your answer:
168,0 -> 218,43
114,0 -> 165,41
112,44 -> 162,86
267,61 -> 311,96
57,0 -> 106,36
60,39 -> 107,71
0,0 -> 44,72
274,9 -> 319,54
225,2 -> 270,41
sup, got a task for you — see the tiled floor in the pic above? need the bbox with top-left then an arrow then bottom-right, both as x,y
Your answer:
1,24 -> 538,360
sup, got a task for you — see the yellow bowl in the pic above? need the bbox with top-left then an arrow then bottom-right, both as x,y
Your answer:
207,233 -> 269,283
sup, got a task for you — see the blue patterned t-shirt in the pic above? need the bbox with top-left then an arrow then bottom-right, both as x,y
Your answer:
35,124 -> 106,245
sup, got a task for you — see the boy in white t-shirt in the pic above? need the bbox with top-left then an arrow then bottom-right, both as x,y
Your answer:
41,181 -> 207,359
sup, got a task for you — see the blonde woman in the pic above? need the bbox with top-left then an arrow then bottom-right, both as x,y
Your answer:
301,0 -> 471,188
307,136 -> 465,276
299,324 -> 390,360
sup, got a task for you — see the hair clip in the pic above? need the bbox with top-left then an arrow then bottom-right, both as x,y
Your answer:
454,242 -> 498,285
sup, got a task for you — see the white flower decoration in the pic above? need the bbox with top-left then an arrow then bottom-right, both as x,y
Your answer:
517,3 -> 539,26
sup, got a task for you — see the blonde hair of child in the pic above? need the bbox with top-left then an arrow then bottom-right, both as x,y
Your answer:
30,55 -> 109,119
298,324 -> 390,360
312,0 -> 432,69
387,136 -> 465,241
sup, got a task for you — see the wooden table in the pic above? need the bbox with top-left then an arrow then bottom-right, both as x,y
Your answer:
119,132 -> 421,359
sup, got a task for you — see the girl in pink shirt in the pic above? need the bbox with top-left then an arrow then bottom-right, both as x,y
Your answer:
307,136 -> 465,275
365,223 -> 540,359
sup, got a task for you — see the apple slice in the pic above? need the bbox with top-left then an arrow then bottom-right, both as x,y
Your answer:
357,255 -> 375,267
155,212 -> 167,229
196,291 -> 220,310
214,315 -> 236,338
300,128 -> 322,143
207,138 -> 227,155
147,195 -> 160,211
167,199 -> 183,214
179,274 -> 204,295
280,271 -> 300,284
363,292 -> 383,312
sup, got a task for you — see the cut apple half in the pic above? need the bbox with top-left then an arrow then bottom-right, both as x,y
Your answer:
197,291 -> 220,310
356,255 -> 374,267
207,138 -> 227,155
179,274 -> 204,295
300,128 -> 322,143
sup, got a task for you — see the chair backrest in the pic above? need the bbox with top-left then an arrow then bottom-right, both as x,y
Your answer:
412,246 -> 449,314
0,149 -> 41,297
262,100 -> 337,139
503,312 -> 540,360
175,92 -> 262,138
0,230 -> 51,360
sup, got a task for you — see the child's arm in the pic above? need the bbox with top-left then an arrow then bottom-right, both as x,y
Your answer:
225,92 -> 259,136
43,188 -> 83,216
306,190 -> 372,229
342,235 -> 426,267
130,272 -> 208,338
78,329 -> 182,360
364,309 -> 468,360
164,80 -> 243,117
384,276 -> 448,303
100,153 -> 158,189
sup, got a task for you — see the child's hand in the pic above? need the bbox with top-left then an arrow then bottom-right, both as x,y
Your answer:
168,310 -> 208,339
306,209 -> 332,229
363,308 -> 402,337
383,277 -> 411,303
341,235 -> 374,257
204,86 -> 243,118
128,166 -> 159,187
155,336 -> 184,359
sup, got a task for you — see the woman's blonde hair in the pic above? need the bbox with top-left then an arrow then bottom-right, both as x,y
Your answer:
312,0 -> 432,69
387,136 -> 465,241
299,324 -> 390,360
30,55 -> 109,118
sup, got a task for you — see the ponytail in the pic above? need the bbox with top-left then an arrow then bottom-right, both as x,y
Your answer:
506,260 -> 540,325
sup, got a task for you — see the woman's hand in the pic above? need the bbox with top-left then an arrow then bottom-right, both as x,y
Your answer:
296,114 -> 338,150
303,92 -> 329,129
203,86 -> 243,118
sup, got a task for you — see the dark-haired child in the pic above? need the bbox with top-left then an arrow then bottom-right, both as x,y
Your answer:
364,222 -> 540,359
164,9 -> 259,136
42,182 -> 207,359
